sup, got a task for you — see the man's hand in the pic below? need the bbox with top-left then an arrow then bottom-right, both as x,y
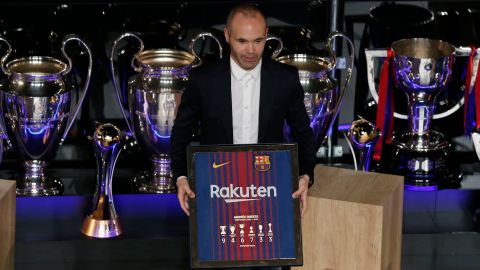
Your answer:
176,177 -> 196,216
292,175 -> 309,218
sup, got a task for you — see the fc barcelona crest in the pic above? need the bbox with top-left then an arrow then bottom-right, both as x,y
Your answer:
255,155 -> 271,172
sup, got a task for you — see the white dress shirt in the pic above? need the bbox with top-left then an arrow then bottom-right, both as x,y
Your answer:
176,58 -> 263,184
230,57 -> 262,144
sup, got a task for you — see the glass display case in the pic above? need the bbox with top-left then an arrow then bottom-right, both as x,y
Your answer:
1,0 -> 480,269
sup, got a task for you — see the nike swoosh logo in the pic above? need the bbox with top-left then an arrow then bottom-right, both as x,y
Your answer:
212,161 -> 231,169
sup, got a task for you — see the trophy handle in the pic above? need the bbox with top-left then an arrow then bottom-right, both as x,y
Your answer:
0,36 -> 12,76
0,36 -> 13,149
266,34 -> 283,59
326,31 -> 355,132
365,46 -> 474,120
472,129 -> 480,161
60,34 -> 93,144
189,32 -> 223,67
343,132 -> 359,171
325,33 -> 338,68
109,32 -> 144,134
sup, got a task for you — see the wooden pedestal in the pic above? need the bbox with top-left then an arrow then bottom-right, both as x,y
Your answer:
0,180 -> 15,270
294,165 -> 404,270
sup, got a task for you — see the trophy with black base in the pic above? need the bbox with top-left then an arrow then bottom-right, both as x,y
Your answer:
389,38 -> 461,189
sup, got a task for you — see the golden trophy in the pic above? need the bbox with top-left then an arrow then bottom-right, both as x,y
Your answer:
81,123 -> 127,238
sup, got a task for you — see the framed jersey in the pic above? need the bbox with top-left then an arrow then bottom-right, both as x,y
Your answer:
187,144 -> 302,268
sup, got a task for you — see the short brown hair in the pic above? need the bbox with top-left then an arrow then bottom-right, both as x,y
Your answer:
226,4 -> 266,30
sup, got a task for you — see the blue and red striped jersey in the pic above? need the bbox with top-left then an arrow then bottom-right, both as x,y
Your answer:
194,150 -> 296,262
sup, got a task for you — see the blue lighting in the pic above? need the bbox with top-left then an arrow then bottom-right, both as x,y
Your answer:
27,126 -> 47,135
338,123 -> 351,131
153,130 -> 170,139
17,194 -> 184,219
145,114 -> 171,139
405,184 -> 438,192
16,194 -> 187,241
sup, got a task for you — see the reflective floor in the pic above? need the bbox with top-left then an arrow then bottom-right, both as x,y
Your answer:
402,234 -> 480,270
401,178 -> 480,270
14,194 -> 191,270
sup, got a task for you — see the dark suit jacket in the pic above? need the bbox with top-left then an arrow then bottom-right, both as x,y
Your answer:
170,57 -> 316,184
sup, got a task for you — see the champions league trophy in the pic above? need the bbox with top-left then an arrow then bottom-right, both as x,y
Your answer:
0,35 -> 91,196
390,38 -> 456,186
81,123 -> 127,238
346,118 -> 381,171
276,32 -> 354,149
110,32 -> 223,193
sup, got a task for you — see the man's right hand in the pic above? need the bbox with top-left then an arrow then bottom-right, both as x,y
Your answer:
176,177 -> 196,216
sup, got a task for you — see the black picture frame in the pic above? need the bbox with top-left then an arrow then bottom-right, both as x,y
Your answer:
187,143 -> 302,268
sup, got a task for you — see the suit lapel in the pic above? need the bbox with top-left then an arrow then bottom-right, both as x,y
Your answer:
218,58 -> 233,144
258,58 -> 274,143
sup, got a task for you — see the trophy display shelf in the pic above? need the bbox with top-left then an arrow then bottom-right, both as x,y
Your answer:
0,136 -> 152,196
14,193 -> 190,269
9,163 -> 480,269
5,131 -> 191,268
0,166 -> 139,196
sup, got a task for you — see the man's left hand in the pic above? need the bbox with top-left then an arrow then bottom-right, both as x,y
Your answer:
292,175 -> 309,218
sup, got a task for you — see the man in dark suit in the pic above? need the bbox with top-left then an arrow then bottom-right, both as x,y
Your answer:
170,4 -> 315,218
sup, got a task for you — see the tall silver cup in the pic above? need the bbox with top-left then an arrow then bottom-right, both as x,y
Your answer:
364,40 -> 473,187
0,35 -> 92,196
391,38 -> 456,185
392,38 -> 454,139
110,32 -> 223,193
276,32 -> 354,150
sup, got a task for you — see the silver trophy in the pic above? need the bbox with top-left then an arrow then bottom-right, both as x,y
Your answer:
346,117 -> 381,171
391,38 -> 455,185
81,123 -> 126,238
110,32 -> 223,193
389,38 -> 455,185
365,42 -> 480,186
0,35 -> 91,196
276,32 -> 354,149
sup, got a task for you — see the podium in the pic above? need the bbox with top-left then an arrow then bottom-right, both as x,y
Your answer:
0,180 -> 15,270
294,165 -> 404,270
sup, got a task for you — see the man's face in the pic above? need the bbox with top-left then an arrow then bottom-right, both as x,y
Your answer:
224,13 -> 268,70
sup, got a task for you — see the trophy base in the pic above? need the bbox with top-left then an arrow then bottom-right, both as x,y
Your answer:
403,169 -> 462,191
133,170 -> 175,194
81,216 -> 123,238
16,176 -> 64,196
391,131 -> 462,189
